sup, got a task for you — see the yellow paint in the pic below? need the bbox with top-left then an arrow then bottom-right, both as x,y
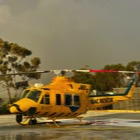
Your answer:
9,76 -> 136,124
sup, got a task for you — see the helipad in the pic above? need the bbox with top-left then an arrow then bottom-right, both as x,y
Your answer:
0,111 -> 140,140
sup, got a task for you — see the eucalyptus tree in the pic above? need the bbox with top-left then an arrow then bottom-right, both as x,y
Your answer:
72,64 -> 126,92
0,39 -> 41,102
94,64 -> 126,91
71,67 -> 96,90
126,61 -> 140,86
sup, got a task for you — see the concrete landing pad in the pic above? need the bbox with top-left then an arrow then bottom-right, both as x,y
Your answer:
0,112 -> 140,140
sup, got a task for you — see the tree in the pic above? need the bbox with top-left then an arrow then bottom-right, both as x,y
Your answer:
0,39 -> 41,102
126,61 -> 140,86
126,61 -> 140,71
71,67 -> 95,90
72,61 -> 140,92
94,64 -> 125,91
72,64 -> 126,92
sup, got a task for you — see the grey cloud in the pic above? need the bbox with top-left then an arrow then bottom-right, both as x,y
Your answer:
0,0 -> 140,75
1,0 -> 39,15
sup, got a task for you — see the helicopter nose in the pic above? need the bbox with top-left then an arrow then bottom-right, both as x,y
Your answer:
9,98 -> 38,114
10,105 -> 19,113
10,103 -> 23,113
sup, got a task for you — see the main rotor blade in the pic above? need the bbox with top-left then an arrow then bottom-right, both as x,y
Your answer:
0,69 -> 140,76
74,69 -> 140,74
0,70 -> 51,76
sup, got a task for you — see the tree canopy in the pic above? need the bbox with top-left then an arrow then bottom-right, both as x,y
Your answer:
72,62 -> 140,92
0,39 -> 41,102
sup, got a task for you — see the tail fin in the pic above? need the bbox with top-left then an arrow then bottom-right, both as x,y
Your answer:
121,78 -> 136,98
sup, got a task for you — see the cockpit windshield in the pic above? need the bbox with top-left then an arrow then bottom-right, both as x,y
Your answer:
27,90 -> 41,102
20,90 -> 30,99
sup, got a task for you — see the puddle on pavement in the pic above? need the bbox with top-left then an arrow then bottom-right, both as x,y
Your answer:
0,125 -> 140,140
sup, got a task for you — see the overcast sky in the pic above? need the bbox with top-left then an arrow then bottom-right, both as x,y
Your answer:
0,0 -> 140,72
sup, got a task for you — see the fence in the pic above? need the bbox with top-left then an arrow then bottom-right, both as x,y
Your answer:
113,87 -> 140,110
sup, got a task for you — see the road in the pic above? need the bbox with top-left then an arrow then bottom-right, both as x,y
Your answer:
0,111 -> 140,140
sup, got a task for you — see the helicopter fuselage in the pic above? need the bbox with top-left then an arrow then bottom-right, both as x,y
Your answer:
10,76 -> 90,119
9,76 -> 136,125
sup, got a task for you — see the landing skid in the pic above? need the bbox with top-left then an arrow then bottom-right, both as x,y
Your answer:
45,121 -> 93,127
19,121 -> 92,128
17,116 -> 92,127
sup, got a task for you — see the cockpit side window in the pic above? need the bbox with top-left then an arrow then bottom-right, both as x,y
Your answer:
20,90 -> 30,99
27,90 -> 41,102
40,94 -> 50,104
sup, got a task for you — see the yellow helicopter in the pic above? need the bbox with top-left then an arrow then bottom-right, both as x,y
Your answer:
4,69 -> 137,126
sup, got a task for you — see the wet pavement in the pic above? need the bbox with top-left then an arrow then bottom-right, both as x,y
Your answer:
0,112 -> 140,140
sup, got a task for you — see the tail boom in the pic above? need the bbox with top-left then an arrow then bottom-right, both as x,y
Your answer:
88,78 -> 136,110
